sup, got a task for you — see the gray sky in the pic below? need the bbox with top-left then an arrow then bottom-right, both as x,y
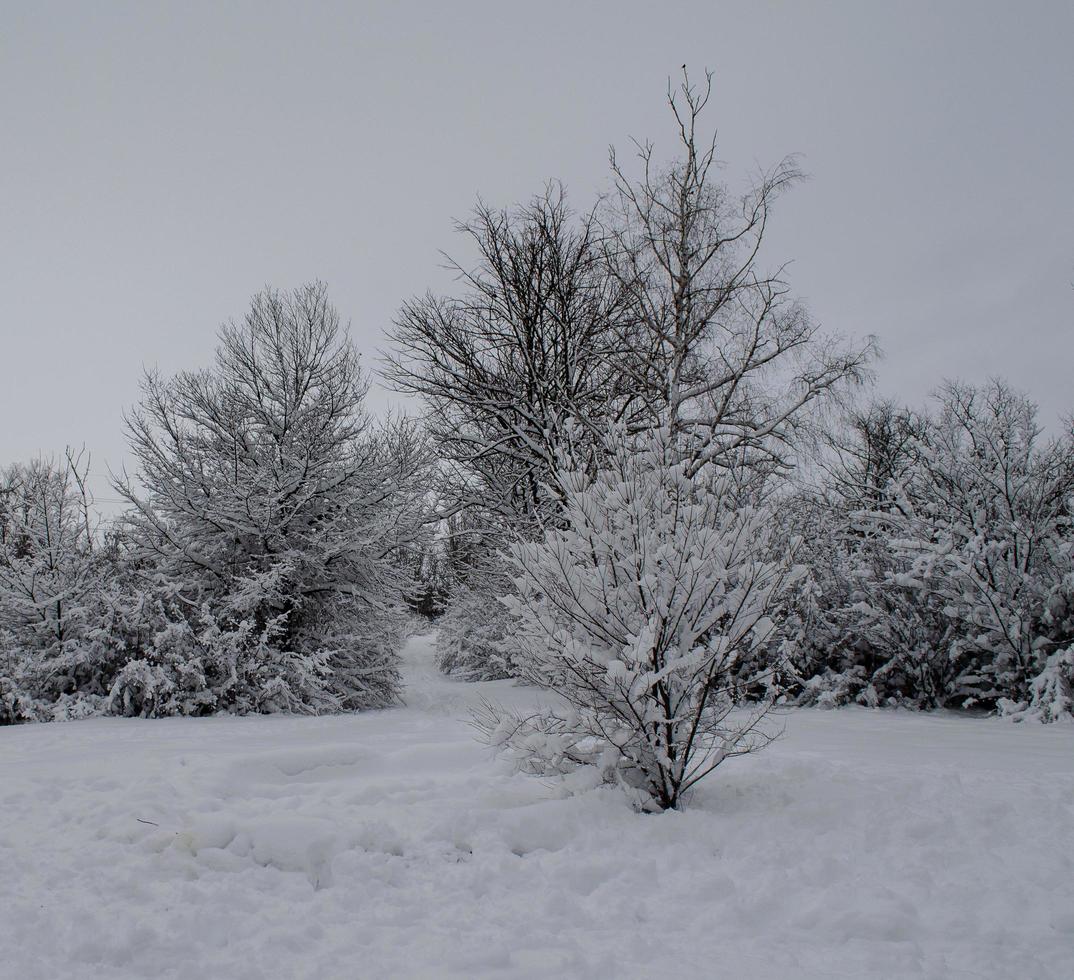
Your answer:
3,1 -> 1072,508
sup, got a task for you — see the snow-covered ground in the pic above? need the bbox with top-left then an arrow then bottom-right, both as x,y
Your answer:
2,633 -> 1073,979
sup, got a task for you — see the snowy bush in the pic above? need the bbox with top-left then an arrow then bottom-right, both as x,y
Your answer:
777,404 -> 961,709
884,382 -> 1074,715
791,384 -> 1074,721
0,655 -> 37,724
430,511 -> 525,681
478,429 -> 799,810
435,584 -> 517,681
787,527 -> 968,710
995,559 -> 1074,723
107,606 -> 341,717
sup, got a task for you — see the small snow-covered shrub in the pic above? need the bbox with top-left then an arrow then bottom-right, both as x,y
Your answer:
433,512 -> 525,681
99,587 -> 406,719
1001,646 -> 1074,724
478,429 -> 799,811
308,601 -> 406,710
998,564 -> 1074,723
824,560 -> 965,709
107,609 -> 331,717
0,651 -> 39,724
435,579 -> 517,681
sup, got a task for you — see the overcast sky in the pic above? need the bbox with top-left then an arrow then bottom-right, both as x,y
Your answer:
2,1 -> 1072,507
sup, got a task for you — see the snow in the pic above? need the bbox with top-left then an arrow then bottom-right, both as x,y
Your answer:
2,632 -> 1073,979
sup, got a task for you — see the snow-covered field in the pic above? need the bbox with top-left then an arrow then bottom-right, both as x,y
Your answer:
2,633 -> 1072,979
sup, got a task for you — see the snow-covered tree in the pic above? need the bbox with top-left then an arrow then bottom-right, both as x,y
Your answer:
430,510 -> 518,680
888,381 -> 1074,717
468,71 -> 873,790
477,428 -> 799,810
0,453 -> 96,654
435,585 -> 517,681
397,73 -> 871,684
0,451 -> 117,720
115,282 -> 432,713
779,405 -> 962,711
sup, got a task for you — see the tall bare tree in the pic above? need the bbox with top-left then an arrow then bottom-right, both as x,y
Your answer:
604,69 -> 875,477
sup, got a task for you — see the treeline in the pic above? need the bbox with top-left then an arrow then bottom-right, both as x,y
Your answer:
2,73 -> 1070,794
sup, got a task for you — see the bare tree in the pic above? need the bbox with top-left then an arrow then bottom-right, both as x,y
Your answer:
604,68 -> 875,477
821,400 -> 927,514
385,184 -> 634,535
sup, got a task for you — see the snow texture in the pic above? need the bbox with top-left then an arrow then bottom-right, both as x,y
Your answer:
2,631 -> 1073,979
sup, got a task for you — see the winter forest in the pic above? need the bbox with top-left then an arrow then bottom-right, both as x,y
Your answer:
4,36 -> 1074,980
5,75 -> 1072,744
